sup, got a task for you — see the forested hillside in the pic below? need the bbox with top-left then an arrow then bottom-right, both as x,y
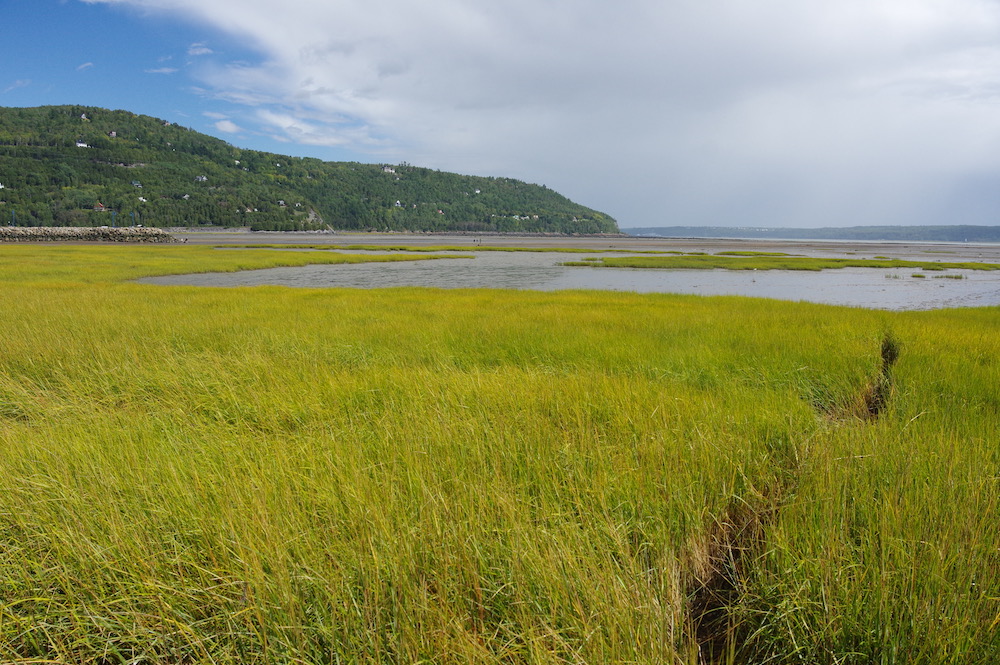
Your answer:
0,105 -> 617,233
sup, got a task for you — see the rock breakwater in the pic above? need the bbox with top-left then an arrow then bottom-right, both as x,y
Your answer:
0,226 -> 177,243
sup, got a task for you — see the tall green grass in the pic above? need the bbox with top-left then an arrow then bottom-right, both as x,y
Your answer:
733,308 -> 1000,663
0,244 -> 453,285
0,245 -> 997,662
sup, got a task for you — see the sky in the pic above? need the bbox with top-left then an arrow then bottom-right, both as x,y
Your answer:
5,0 -> 1000,229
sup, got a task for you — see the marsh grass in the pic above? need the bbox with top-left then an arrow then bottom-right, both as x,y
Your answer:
0,244 -> 451,286
0,245 -> 997,663
732,311 -> 1000,663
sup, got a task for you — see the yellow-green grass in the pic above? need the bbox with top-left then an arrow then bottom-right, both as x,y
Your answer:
0,244 -> 454,286
0,244 -> 997,663
736,308 -> 1000,662
566,254 -> 1000,272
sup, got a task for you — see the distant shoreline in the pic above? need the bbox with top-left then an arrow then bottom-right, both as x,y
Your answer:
623,225 -> 1000,243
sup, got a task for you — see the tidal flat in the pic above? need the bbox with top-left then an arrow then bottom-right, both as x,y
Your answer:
1,241 -> 999,663
147,232 -> 1000,310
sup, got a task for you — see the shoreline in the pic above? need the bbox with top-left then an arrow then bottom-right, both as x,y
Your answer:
0,226 -> 177,243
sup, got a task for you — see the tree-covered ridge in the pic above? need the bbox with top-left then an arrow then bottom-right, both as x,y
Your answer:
0,105 -> 618,233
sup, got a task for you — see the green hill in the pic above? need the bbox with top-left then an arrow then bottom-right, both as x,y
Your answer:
0,105 -> 618,234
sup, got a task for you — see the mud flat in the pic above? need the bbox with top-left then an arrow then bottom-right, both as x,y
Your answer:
175,229 -> 1000,262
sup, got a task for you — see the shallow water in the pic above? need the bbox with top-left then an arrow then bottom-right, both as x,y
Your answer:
141,250 -> 1000,310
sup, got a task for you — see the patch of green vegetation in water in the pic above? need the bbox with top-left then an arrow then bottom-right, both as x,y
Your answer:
564,254 -> 1000,272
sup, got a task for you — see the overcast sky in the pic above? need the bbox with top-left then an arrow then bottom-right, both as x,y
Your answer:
6,0 -> 1000,228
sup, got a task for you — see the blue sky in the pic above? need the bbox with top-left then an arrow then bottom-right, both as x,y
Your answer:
2,0 -> 370,163
6,0 -> 1000,229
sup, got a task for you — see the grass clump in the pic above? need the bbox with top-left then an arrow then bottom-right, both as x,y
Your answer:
714,250 -> 793,257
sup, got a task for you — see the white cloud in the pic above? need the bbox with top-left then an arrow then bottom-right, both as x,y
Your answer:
255,109 -> 380,148
214,119 -> 243,133
144,67 -> 178,74
80,0 -> 1000,227
3,79 -> 31,93
77,62 -> 94,71
188,42 -> 213,56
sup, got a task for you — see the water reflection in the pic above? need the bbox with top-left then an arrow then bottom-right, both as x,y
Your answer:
141,251 -> 1000,310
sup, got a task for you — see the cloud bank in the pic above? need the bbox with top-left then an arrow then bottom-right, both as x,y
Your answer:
81,0 -> 1000,227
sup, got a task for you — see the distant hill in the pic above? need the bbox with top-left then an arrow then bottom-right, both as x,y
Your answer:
625,225 -> 1000,243
0,105 -> 618,234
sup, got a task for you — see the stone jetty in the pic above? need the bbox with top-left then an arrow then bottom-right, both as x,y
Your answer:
0,226 -> 177,243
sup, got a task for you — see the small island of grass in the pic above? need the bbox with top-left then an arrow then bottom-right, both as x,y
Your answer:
563,254 -> 1000,271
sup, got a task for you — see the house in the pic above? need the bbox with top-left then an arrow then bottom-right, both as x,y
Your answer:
195,175 -> 208,182
108,131 -> 117,138
131,180 -> 142,188
94,202 -> 109,212
75,141 -> 89,148
382,166 -> 396,174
